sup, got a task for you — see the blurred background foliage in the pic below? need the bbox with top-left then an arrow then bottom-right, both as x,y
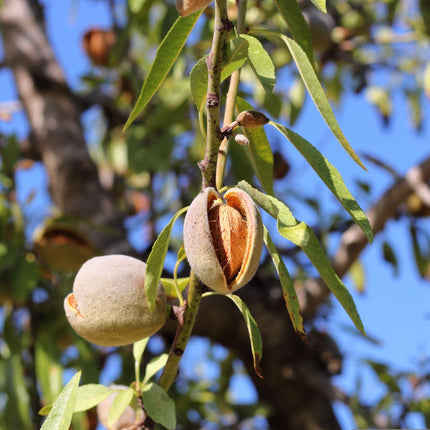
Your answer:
1,0 -> 430,428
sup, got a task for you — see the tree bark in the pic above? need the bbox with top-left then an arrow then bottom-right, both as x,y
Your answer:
0,0 -> 128,253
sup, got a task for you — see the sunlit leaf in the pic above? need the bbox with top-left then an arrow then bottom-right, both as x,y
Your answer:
222,36 -> 249,80
239,181 -> 365,334
74,384 -> 114,412
264,227 -> 305,335
236,97 -> 274,195
240,35 -> 276,93
145,206 -> 188,309
143,354 -> 169,385
133,338 -> 149,370
273,0 -> 315,62
41,371 -> 81,430
226,294 -> 263,377
107,388 -> 135,428
255,31 -> 365,169
160,277 -> 190,300
142,383 -> 176,430
123,11 -> 203,130
270,121 -> 373,242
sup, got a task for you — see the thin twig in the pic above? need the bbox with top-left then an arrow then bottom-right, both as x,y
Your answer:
198,0 -> 232,189
157,273 -> 204,391
216,0 -> 247,190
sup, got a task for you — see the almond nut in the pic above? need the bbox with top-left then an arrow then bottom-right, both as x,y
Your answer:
183,187 -> 263,293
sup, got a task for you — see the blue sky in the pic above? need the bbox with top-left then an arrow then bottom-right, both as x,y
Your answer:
2,1 -> 430,429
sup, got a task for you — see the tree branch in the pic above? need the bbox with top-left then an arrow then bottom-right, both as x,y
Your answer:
0,0 -> 128,253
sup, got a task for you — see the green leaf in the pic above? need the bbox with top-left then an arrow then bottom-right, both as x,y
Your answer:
35,335 -> 63,405
270,121 -> 373,242
123,11 -> 203,131
226,294 -> 263,377
263,227 -> 305,335
143,354 -> 169,385
273,0 -> 315,62
257,31 -> 365,169
238,181 -> 365,334
41,371 -> 81,430
222,36 -> 249,80
74,384 -> 114,412
107,388 -> 135,428
240,35 -> 276,93
309,0 -> 327,13
133,338 -> 149,370
142,383 -> 176,430
160,277 -> 190,299
190,56 -> 208,113
145,206 -> 188,309
236,97 -> 274,195
238,180 -> 308,246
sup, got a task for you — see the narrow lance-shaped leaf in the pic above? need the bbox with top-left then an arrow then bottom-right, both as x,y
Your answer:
41,371 -> 81,430
273,0 -> 315,63
263,226 -> 305,335
123,11 -> 203,131
133,337 -> 149,369
240,34 -> 276,93
145,206 -> 188,309
107,388 -> 135,428
190,56 -> 208,113
254,31 -> 365,170
300,228 -> 364,334
236,97 -> 274,195
133,338 -> 149,384
238,180 -> 309,246
270,121 -> 373,242
239,181 -> 365,334
226,294 -> 263,377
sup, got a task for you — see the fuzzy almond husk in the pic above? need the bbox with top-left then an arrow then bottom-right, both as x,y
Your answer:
183,187 -> 263,294
64,255 -> 166,347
